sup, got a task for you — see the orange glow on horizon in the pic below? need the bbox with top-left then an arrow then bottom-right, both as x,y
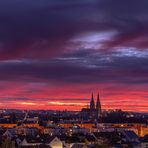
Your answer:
0,82 -> 147,112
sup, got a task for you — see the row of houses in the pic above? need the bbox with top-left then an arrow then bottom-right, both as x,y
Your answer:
0,125 -> 148,148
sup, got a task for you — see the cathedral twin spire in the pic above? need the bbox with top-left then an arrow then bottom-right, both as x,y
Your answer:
89,92 -> 102,122
90,92 -> 101,110
96,93 -> 101,110
90,93 -> 95,109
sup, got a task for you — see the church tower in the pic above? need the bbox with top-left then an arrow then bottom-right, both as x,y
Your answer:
90,93 -> 95,110
96,93 -> 101,122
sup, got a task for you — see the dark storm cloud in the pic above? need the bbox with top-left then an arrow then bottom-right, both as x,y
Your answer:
0,0 -> 148,60
96,0 -> 148,50
0,0 -> 99,59
0,0 -> 147,89
0,50 -> 148,84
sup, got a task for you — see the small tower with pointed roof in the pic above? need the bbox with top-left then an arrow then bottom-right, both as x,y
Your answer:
90,93 -> 95,110
96,92 -> 102,122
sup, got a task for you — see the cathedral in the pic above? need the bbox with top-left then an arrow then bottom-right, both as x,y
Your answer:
81,93 -> 102,122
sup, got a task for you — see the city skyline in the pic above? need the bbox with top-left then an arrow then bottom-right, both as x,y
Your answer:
0,0 -> 148,112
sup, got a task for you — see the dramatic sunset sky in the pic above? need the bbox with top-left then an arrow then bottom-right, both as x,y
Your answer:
0,0 -> 148,112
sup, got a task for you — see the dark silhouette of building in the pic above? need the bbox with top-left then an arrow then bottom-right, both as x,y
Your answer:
81,93 -> 102,122
90,93 -> 95,110
96,93 -> 101,122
